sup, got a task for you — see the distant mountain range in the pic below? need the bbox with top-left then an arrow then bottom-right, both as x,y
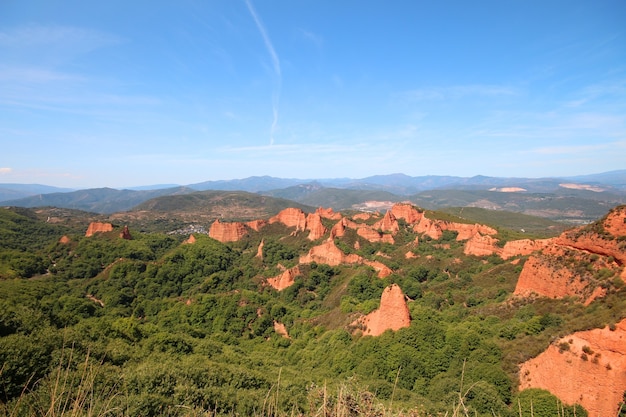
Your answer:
1,170 -> 625,223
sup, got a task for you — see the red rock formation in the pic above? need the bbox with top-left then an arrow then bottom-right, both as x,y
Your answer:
357,226 -> 385,242
514,247 -> 586,299
602,205 -> 626,237
120,225 -> 132,240
316,207 -> 342,220
353,212 -> 373,221
209,219 -> 248,242
246,219 -> 267,231
269,208 -> 307,232
256,239 -> 264,258
363,260 -> 393,278
463,233 -> 501,257
85,222 -> 113,237
183,234 -> 196,244
374,211 -> 400,234
413,217 -> 443,240
500,238 -> 552,259
513,206 -> 626,303
405,251 -> 416,259
352,284 -> 410,336
513,242 -> 622,304
59,235 -> 71,244
274,321 -> 290,339
449,223 -> 497,241
519,318 -> 626,417
299,241 -> 392,278
306,213 -> 327,240
300,240 -> 361,266
381,234 -> 395,244
390,203 -> 423,224
329,218 -> 347,239
267,266 -> 301,291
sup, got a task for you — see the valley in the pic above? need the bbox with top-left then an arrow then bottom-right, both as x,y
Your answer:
0,190 -> 625,416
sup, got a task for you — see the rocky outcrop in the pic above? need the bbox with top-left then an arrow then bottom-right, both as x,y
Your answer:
352,284 -> 410,336
269,208 -> 307,232
85,222 -> 113,237
514,247 -> 585,299
513,206 -> 626,303
413,217 -> 443,240
256,239 -> 264,258
450,223 -> 497,241
463,233 -> 501,257
209,219 -> 249,242
183,234 -> 196,244
357,226 -> 394,244
246,220 -> 267,231
274,321 -> 290,338
300,241 -> 362,267
390,203 -> 423,224
120,225 -> 132,240
267,266 -> 301,291
316,207 -> 342,220
413,214 -> 497,242
306,213 -> 327,241
329,218 -> 347,239
363,260 -> 393,278
519,318 -> 626,417
373,211 -> 399,234
353,213 -> 373,221
59,235 -> 71,244
299,241 -> 391,278
500,238 -> 552,259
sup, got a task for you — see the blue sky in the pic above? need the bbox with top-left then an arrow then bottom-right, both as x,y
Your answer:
1,1 -> 625,188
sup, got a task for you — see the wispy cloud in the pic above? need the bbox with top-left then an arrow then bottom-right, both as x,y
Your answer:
402,84 -> 518,101
0,167 -> 12,174
245,0 -> 281,145
0,24 -> 121,52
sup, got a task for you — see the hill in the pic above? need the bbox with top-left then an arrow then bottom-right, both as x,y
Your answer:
119,190 -> 316,227
410,188 -> 625,224
0,183 -> 74,202
262,184 -> 403,210
2,186 -> 194,214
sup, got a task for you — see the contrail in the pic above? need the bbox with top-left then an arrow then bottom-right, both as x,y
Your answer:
245,0 -> 281,146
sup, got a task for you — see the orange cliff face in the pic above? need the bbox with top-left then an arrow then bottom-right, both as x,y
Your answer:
413,217 -> 443,240
267,266 -> 301,291
519,318 -> 626,417
85,222 -> 113,237
300,240 -> 362,267
390,203 -> 423,224
463,233 -> 501,257
306,213 -> 327,241
351,284 -> 410,336
500,238 -> 552,260
373,211 -> 400,234
513,206 -> 626,303
316,207 -> 342,220
209,219 -> 249,243
269,208 -> 307,231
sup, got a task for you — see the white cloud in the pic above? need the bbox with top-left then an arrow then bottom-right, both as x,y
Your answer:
0,25 -> 120,50
402,84 -> 518,101
0,167 -> 12,174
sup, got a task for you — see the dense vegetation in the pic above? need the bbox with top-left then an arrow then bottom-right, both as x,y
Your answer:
1,205 -> 623,416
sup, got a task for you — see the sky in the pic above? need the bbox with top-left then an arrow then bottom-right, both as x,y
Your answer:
1,1 -> 625,188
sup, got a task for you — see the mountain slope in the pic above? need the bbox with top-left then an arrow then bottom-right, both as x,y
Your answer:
2,186 -> 194,214
129,190 -> 315,222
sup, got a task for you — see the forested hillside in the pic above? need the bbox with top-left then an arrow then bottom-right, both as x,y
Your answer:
1,204 -> 624,416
